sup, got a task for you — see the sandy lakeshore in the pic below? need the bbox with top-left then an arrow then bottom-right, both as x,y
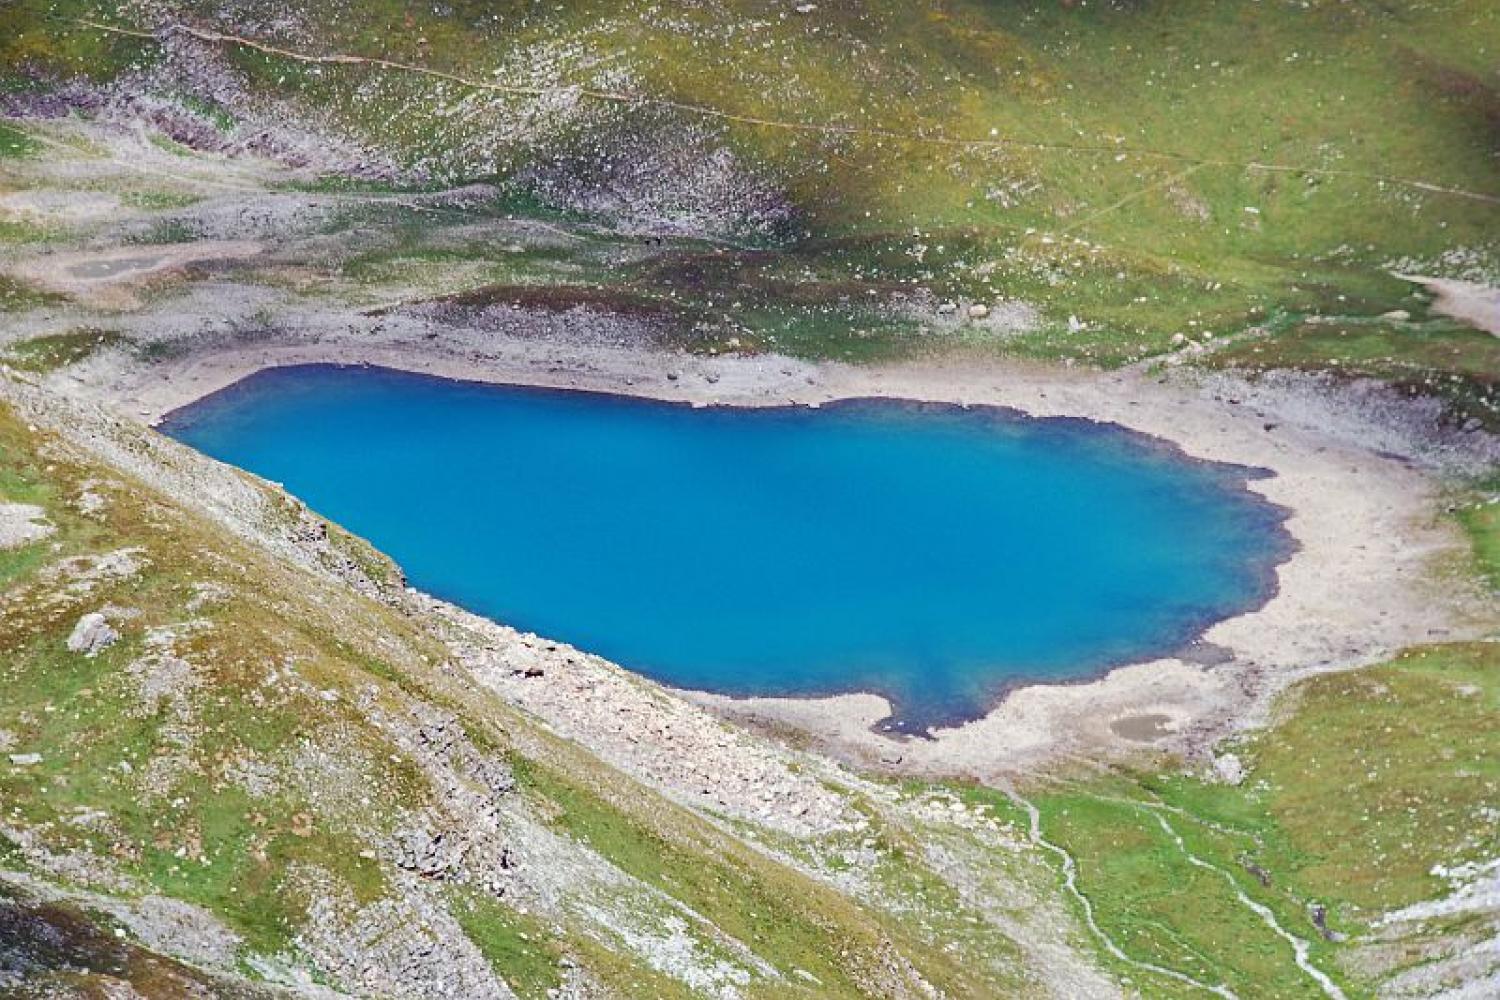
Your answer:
49,325 -> 1493,777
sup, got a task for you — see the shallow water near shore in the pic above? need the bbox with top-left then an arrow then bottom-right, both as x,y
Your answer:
163,364 -> 1292,733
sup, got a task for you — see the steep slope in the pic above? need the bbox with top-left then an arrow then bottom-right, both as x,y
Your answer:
0,376 -> 1089,997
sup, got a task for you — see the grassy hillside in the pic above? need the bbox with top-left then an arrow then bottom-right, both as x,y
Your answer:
1,1 -> 1496,375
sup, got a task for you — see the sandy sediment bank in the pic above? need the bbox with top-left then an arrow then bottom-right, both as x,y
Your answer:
62,330 -> 1495,777
1395,273 -> 1500,337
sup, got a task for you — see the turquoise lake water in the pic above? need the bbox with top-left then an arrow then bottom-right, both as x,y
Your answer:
163,364 -> 1292,733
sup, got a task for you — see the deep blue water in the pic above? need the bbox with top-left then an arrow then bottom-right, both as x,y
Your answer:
163,365 -> 1291,733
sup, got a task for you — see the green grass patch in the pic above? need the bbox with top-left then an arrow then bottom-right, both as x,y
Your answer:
120,190 -> 205,211
451,890 -> 564,999
0,275 -> 64,313
0,216 -> 58,244
0,121 -> 38,157
1249,643 -> 1500,913
176,93 -> 238,133
4,329 -> 127,373
0,2 -> 158,82
510,752 -> 854,992
1026,641 -> 1500,995
1034,783 -> 1336,998
0,432 -> 61,586
145,132 -> 197,157
0,541 -> 50,592
1457,482 -> 1500,590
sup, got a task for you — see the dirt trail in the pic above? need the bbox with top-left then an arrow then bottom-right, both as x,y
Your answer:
5,240 -> 264,308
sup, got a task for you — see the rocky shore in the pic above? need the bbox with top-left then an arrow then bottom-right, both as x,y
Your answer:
39,319 -> 1495,781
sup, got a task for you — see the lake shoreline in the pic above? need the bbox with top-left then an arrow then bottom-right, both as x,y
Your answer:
167,364 -> 1302,740
61,331 -> 1493,776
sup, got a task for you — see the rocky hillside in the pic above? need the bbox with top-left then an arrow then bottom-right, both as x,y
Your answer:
2,374 -> 1107,998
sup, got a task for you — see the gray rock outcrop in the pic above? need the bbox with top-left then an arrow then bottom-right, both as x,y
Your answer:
66,612 -> 119,658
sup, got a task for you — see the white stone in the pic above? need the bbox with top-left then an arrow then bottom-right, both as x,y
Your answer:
0,503 -> 53,551
1212,753 -> 1247,786
67,612 -> 119,657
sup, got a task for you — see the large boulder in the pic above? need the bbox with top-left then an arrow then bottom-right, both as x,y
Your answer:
66,612 -> 119,658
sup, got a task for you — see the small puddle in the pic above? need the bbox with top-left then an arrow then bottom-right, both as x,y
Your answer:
1109,713 -> 1176,742
67,255 -> 164,280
